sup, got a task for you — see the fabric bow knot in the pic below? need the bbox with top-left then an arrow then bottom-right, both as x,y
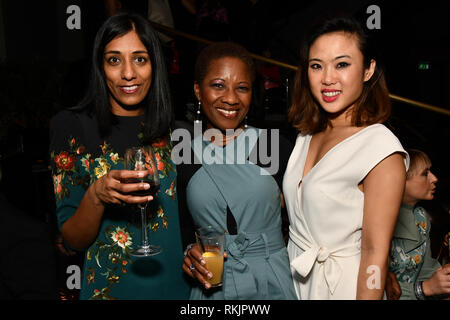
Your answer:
317,247 -> 330,263
224,232 -> 258,299
290,244 -> 342,295
289,228 -> 361,298
227,233 -> 250,260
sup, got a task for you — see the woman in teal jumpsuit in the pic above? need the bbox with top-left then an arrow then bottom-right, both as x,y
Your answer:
177,42 -> 296,300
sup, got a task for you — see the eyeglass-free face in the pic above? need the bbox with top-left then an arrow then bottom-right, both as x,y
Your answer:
194,57 -> 252,132
104,30 -> 152,116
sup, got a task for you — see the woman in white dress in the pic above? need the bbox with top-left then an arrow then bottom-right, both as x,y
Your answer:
283,15 -> 409,299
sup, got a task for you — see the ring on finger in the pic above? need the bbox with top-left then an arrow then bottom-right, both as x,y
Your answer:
189,264 -> 195,272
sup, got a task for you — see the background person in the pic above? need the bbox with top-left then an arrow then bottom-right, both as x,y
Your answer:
387,149 -> 450,300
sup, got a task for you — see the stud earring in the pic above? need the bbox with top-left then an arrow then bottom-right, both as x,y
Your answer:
244,116 -> 248,129
195,100 -> 201,123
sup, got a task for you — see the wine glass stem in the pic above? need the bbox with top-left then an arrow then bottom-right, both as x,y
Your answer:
140,206 -> 149,248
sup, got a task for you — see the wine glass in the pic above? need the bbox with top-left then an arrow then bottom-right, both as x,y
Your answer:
124,146 -> 161,257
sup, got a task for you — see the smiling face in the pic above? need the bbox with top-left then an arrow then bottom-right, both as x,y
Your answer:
308,31 -> 375,125
194,57 -> 252,131
404,160 -> 438,206
103,30 -> 152,116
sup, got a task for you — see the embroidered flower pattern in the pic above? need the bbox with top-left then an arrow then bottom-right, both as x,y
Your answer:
94,158 -> 111,179
153,205 -> 169,229
86,225 -> 135,300
110,152 -> 119,164
52,174 -> 63,199
51,135 -> 176,300
81,154 -> 93,172
389,207 -> 429,284
152,137 -> 173,178
164,179 -> 176,200
110,227 -> 133,249
51,138 -> 90,199
54,151 -> 77,171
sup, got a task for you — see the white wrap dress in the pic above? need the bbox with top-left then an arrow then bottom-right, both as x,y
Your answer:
282,124 -> 409,299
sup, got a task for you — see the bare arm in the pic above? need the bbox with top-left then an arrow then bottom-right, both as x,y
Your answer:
61,169 -> 153,250
357,153 -> 406,299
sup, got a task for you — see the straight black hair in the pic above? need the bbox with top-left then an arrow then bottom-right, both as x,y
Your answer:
72,12 -> 173,142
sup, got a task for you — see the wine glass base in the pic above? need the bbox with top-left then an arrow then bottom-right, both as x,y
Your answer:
130,245 -> 162,257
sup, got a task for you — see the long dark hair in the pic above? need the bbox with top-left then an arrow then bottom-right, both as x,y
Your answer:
289,14 -> 390,134
72,12 -> 173,141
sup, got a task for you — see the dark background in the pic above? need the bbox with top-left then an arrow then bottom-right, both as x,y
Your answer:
0,0 -> 448,299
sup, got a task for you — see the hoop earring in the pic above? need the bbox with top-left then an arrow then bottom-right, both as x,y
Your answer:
195,100 -> 201,123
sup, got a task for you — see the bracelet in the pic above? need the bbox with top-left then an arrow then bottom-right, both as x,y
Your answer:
183,243 -> 195,256
414,281 -> 426,300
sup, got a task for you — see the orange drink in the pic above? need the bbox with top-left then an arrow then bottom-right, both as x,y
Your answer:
195,226 -> 225,288
202,251 -> 224,286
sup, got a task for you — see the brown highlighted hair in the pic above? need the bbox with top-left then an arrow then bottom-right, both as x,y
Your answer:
406,149 -> 432,179
289,15 -> 391,134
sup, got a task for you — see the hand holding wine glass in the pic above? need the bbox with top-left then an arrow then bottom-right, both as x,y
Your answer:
124,146 -> 161,257
91,169 -> 154,207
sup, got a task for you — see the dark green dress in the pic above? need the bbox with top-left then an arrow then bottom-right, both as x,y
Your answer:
49,110 -> 190,300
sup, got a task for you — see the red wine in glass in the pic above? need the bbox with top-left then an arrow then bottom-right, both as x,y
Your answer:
124,146 -> 162,257
127,179 -> 160,197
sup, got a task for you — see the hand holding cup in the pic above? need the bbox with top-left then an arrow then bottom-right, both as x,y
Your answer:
183,226 -> 226,289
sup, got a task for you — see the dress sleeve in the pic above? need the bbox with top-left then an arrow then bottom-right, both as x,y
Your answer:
416,227 -> 442,282
399,238 -> 442,300
398,281 -> 415,300
398,212 -> 441,300
49,111 -> 92,232
356,125 -> 409,183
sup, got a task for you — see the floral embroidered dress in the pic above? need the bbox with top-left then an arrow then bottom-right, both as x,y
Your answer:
49,110 -> 190,300
389,204 -> 441,299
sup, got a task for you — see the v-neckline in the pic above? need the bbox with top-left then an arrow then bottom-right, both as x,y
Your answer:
300,124 -> 381,182
204,126 -> 254,149
195,126 -> 260,164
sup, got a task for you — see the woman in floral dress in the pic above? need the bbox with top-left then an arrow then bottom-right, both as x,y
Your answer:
388,149 -> 450,300
49,12 -> 190,299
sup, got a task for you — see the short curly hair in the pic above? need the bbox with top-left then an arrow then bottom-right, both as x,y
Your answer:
194,42 -> 256,84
